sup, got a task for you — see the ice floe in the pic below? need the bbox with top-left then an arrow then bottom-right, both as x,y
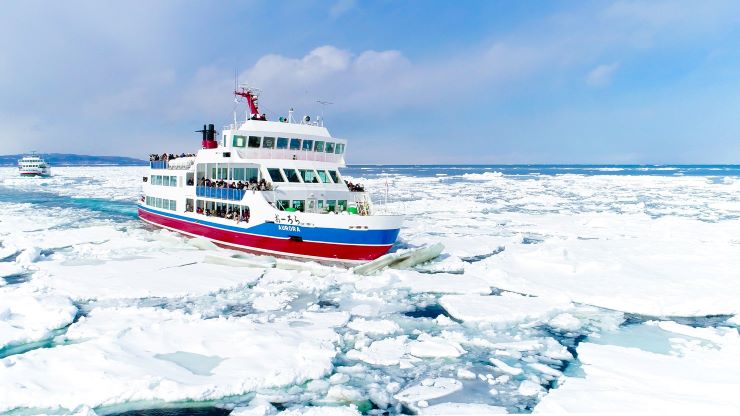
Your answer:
440,293 -> 572,326
0,307 -> 342,412
0,285 -> 77,350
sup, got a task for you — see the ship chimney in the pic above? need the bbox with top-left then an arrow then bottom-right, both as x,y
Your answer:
198,123 -> 218,149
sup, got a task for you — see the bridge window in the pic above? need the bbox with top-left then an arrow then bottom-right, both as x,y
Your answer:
248,136 -> 261,148
233,135 -> 246,147
328,170 -> 340,183
338,200 -> 347,212
317,170 -> 331,183
299,169 -> 319,183
335,143 -> 344,154
292,200 -> 305,212
268,168 -> 285,182
277,137 -> 289,149
277,200 -> 290,210
289,138 -> 301,150
314,141 -> 324,152
325,142 -> 335,153
263,137 -> 275,148
284,168 -> 301,183
326,200 -> 336,212
302,139 -> 313,151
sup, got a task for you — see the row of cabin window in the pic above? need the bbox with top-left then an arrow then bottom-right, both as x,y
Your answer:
267,168 -> 340,184
233,135 -> 345,154
151,175 -> 178,186
276,199 -> 347,212
145,196 -> 177,211
208,167 -> 259,181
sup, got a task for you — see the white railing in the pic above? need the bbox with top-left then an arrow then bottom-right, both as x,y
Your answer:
237,148 -> 344,163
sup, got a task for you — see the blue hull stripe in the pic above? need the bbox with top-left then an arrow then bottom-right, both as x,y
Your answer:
138,205 -> 400,246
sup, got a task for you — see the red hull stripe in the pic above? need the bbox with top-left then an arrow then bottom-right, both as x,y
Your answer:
138,208 -> 393,261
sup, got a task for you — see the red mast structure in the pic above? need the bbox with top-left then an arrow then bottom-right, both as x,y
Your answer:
235,87 -> 266,121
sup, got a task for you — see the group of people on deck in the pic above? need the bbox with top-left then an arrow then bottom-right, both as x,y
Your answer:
344,180 -> 365,192
195,206 -> 250,223
198,177 -> 272,191
149,153 -> 196,161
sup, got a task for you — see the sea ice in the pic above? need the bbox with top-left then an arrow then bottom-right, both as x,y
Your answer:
0,285 -> 77,349
346,318 -> 401,335
29,255 -> 264,300
535,323 -> 740,413
393,378 -> 463,404
0,307 -> 341,412
439,293 -> 571,326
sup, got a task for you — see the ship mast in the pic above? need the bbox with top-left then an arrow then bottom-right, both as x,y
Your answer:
234,86 -> 266,121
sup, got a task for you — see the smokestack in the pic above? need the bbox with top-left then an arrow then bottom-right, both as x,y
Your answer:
208,124 -> 215,141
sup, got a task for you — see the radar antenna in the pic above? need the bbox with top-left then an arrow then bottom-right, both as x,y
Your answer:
316,100 -> 333,126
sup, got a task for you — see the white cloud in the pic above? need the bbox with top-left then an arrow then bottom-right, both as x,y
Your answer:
586,62 -> 620,87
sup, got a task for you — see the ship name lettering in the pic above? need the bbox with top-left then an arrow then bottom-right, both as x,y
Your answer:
278,225 -> 301,232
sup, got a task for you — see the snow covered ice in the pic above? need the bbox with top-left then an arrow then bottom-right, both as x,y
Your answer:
1,165 -> 740,414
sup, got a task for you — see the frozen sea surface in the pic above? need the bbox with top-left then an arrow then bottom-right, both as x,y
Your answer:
1,165 -> 739,415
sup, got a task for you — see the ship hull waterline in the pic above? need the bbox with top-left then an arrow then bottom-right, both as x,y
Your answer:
138,206 -> 397,265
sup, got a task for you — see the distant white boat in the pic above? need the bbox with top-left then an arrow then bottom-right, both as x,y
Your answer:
18,153 -> 51,177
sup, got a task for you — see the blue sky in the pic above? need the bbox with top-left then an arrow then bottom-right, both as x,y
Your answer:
1,0 -> 740,163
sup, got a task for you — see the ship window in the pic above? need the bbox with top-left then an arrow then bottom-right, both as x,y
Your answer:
325,142 -> 335,153
277,200 -> 290,210
335,143 -> 344,154
170,176 -> 177,186
233,135 -> 246,147
268,168 -> 285,182
277,137 -> 289,149
317,200 -> 324,209
314,141 -> 325,152
292,200 -> 305,212
289,138 -> 301,150
263,137 -> 275,148
170,200 -> 177,211
338,200 -> 347,212
317,170 -> 331,183
284,168 -> 301,183
212,167 -> 228,180
233,168 -> 245,181
302,140 -> 313,151
328,170 -> 340,183
248,136 -> 261,148
326,200 -> 336,212
156,198 -> 162,208
246,168 -> 259,181
299,169 -> 318,183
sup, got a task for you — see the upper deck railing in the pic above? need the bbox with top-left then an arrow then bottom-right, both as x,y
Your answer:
236,148 -> 344,163
195,186 -> 246,201
150,157 -> 195,170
